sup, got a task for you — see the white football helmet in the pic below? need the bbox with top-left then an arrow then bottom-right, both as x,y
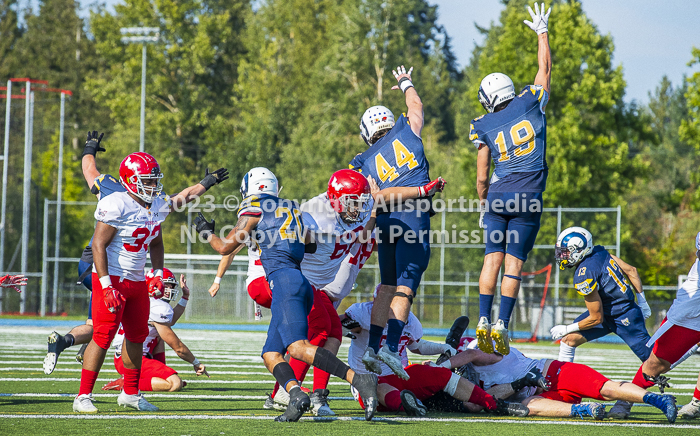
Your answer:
240,167 -> 279,198
360,105 -> 395,146
555,226 -> 594,270
478,73 -> 516,113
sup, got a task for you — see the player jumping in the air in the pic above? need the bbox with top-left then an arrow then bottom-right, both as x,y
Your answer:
349,62 -> 446,380
436,339 -> 677,422
45,131 -> 126,373
553,226 -> 653,418
470,2 -> 552,356
632,232 -> 700,419
194,168 -> 379,422
102,269 -> 208,392
73,152 -> 228,413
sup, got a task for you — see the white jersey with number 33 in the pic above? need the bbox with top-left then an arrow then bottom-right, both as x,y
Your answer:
94,191 -> 171,281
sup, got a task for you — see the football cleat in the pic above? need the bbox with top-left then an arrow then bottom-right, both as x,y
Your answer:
571,402 -> 605,420
494,398 -> 530,417
679,398 -> 700,419
511,367 -> 550,392
362,348 -> 383,375
117,391 -> 159,411
73,393 -> 98,413
309,389 -> 335,416
75,343 -> 88,364
476,317 -> 494,354
275,388 -> 310,422
101,377 -> 125,391
377,347 -> 410,380
272,385 -> 290,410
606,400 -> 633,419
491,319 -> 510,355
643,392 -> 677,423
263,394 -> 276,410
400,390 -> 427,417
352,373 -> 379,421
44,331 -> 65,375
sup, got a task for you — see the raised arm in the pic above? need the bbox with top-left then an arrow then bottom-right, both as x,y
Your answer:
524,2 -> 552,94
170,168 -> 229,210
391,65 -> 424,137
171,274 -> 191,323
81,131 -> 105,190
194,212 -> 260,256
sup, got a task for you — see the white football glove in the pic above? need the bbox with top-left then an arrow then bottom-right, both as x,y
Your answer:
550,323 -> 580,340
523,2 -> 551,35
479,207 -> 486,229
636,292 -> 652,319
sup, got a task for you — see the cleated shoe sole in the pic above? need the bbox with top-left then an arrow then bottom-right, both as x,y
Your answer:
400,390 -> 427,417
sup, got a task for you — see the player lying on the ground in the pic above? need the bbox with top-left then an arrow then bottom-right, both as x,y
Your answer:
472,2 -> 552,356
341,295 -> 530,417
432,338 -> 677,422
74,150 -> 228,414
194,167 -> 379,422
553,226 -> 653,418
632,232 -> 700,419
101,270 -> 208,392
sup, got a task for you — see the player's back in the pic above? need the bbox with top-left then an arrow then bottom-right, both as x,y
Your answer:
239,194 -> 306,278
91,173 -> 126,200
575,245 -> 635,316
470,85 -> 548,193
349,114 -> 430,189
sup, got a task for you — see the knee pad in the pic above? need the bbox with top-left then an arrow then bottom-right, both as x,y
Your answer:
395,291 -> 414,305
443,372 -> 460,396
504,274 -> 522,281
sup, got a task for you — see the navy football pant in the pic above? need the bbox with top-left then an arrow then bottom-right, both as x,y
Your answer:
575,306 -> 652,362
262,268 -> 314,356
483,192 -> 542,261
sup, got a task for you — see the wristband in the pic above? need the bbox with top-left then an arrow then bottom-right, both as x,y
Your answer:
178,298 -> 188,307
398,77 -> 414,93
566,322 -> 580,334
192,358 -> 200,366
99,276 -> 112,288
214,276 -> 222,285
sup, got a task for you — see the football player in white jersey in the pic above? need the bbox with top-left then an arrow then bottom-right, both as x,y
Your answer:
632,232 -> 700,418
102,269 -> 208,392
73,151 -> 228,413
435,338 -> 677,422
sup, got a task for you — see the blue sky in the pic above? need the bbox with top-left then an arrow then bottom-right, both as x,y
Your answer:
61,0 -> 697,103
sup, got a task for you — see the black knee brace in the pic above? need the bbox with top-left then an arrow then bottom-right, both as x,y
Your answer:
395,291 -> 414,305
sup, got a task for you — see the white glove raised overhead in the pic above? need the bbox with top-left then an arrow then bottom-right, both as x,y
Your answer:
550,322 -> 579,340
636,292 -> 652,319
524,2 -> 551,35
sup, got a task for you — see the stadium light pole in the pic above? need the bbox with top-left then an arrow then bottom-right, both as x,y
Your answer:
120,27 -> 159,153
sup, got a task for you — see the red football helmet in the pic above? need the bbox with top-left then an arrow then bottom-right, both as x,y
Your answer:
146,268 -> 178,301
119,152 -> 164,203
327,169 -> 372,224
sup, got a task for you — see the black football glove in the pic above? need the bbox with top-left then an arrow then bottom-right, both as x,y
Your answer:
81,131 -> 106,157
340,316 -> 361,330
193,212 -> 215,238
199,167 -> 230,191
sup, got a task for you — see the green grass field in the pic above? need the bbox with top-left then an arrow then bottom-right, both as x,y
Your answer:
1,325 -> 699,435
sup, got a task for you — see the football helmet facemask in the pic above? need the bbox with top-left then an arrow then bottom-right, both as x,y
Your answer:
240,167 -> 278,198
360,105 -> 395,146
478,73 -> 516,113
555,226 -> 593,270
119,152 -> 164,204
328,169 -> 372,224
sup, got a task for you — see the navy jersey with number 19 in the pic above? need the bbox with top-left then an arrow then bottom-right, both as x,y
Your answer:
348,114 -> 430,189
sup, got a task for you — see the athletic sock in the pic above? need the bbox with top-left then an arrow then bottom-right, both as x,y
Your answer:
312,367 -> 331,391
79,368 -> 99,396
694,387 -> 700,401
558,342 -> 576,362
64,334 -> 75,348
386,319 -> 406,353
122,366 -> 141,395
384,390 -> 402,411
632,365 -> 656,389
289,357 -> 311,385
368,324 -> 384,353
479,294 -> 494,322
498,296 -> 517,328
271,382 -> 279,399
468,385 -> 497,411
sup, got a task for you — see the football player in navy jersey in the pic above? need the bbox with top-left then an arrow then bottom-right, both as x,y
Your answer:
554,226 -> 653,419
349,65 -> 445,380
194,168 -> 379,422
470,2 -> 552,356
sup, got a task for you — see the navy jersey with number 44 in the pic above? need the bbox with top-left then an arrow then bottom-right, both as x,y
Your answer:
574,246 -> 636,316
470,85 -> 549,193
238,194 -> 306,278
348,114 -> 430,189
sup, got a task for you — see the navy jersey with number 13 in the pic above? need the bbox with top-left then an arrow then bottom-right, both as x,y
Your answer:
574,246 -> 636,316
348,114 -> 430,189
470,85 -> 549,193
238,194 -> 306,278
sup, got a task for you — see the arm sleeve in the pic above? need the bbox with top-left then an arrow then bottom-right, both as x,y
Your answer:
348,154 -> 364,171
574,265 -> 599,296
345,302 -> 372,331
94,196 -> 124,227
238,195 -> 263,218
